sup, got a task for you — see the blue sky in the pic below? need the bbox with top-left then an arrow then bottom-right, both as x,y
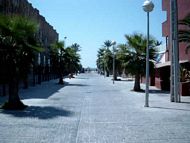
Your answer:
28,0 -> 166,68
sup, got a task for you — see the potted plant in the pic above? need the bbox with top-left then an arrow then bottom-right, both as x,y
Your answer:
180,67 -> 190,96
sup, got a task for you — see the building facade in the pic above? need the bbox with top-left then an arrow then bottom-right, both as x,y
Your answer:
0,0 -> 59,95
162,0 -> 190,61
155,0 -> 190,93
0,0 -> 59,65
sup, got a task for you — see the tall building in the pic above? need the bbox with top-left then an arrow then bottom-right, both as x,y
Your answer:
155,0 -> 190,93
162,0 -> 190,61
0,0 -> 59,94
0,0 -> 59,65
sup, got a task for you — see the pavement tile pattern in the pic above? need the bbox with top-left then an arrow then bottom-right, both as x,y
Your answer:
0,72 -> 190,143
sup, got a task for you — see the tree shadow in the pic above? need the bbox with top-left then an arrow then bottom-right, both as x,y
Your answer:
149,90 -> 170,94
131,89 -> 145,93
64,82 -> 89,87
180,101 -> 190,104
116,79 -> 134,82
68,84 -> 89,87
75,77 -> 89,80
21,82 -> 65,100
149,106 -> 190,112
131,89 -> 170,94
0,106 -> 74,119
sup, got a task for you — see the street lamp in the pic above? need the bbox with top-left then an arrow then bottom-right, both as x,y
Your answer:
48,58 -> 50,81
142,0 -> 154,107
37,53 -> 41,84
64,36 -> 67,47
170,0 -> 180,103
111,40 -> 116,84
103,50 -> 106,77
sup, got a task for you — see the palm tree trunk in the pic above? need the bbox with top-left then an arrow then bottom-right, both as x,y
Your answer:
113,70 -> 117,80
58,74 -> 64,84
133,74 -> 141,91
2,76 -> 27,110
106,70 -> 109,77
9,77 -> 20,102
2,62 -> 27,110
23,76 -> 28,89
70,73 -> 74,78
58,63 -> 64,84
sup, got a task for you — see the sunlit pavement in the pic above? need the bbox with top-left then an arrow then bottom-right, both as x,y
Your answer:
0,72 -> 190,143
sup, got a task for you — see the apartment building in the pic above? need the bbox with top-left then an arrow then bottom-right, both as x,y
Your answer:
155,0 -> 190,93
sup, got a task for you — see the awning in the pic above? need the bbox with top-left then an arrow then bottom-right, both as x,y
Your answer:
155,60 -> 189,68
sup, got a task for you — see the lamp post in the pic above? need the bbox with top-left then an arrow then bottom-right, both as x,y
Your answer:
170,0 -> 180,103
111,40 -> 116,84
48,58 -> 50,81
64,36 -> 67,47
143,0 -> 154,107
103,50 -> 106,77
37,53 -> 41,84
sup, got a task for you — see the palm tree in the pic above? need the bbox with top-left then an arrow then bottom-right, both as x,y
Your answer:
0,15 -> 42,110
123,33 -> 158,91
116,44 -> 131,76
64,46 -> 81,78
178,14 -> 190,53
96,48 -> 106,74
103,40 -> 112,49
102,40 -> 113,77
70,43 -> 81,52
50,41 -> 65,84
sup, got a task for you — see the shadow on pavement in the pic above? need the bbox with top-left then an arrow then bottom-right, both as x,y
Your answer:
1,106 -> 74,119
64,82 -> 89,87
180,101 -> 190,104
75,77 -> 89,80
22,83 -> 65,100
149,90 -> 170,94
150,106 -> 190,111
115,79 -> 134,82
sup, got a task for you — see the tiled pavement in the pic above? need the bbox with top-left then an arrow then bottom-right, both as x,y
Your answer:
0,73 -> 190,143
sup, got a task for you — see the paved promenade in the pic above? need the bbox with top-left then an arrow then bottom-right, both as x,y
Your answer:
0,72 -> 190,143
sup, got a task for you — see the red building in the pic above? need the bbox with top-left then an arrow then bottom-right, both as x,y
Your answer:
0,0 -> 59,96
162,0 -> 190,61
155,0 -> 190,92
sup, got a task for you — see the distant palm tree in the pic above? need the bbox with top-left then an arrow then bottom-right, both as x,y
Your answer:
50,41 -> 65,84
178,14 -> 190,54
102,40 -> 113,77
116,44 -> 131,76
71,43 -> 81,52
0,15 -> 42,109
96,48 -> 105,74
103,40 -> 112,49
64,47 -> 81,77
